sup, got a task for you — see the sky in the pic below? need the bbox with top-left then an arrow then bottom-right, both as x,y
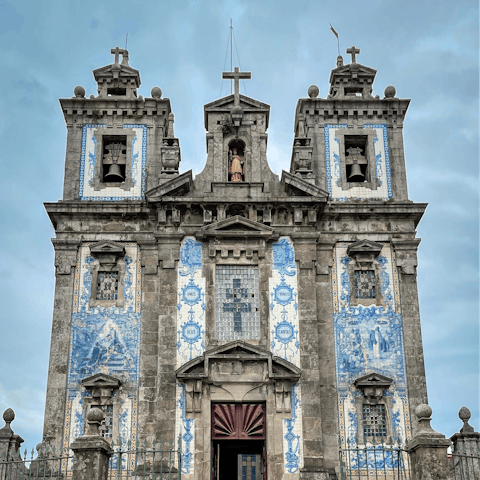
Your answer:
0,0 -> 478,453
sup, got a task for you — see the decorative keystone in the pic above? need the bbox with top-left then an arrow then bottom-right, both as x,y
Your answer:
459,406 -> 475,433
85,408 -> 104,436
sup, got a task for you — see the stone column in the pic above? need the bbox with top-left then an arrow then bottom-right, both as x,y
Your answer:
70,408 -> 112,480
450,406 -> 480,480
407,404 -> 451,480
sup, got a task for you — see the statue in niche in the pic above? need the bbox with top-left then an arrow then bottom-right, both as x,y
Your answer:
228,147 -> 244,182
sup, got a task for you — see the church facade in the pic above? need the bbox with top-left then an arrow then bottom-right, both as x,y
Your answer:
42,46 -> 428,480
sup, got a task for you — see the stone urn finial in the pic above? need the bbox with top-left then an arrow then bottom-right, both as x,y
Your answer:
459,406 -> 474,433
2,408 -> 15,432
85,407 -> 104,436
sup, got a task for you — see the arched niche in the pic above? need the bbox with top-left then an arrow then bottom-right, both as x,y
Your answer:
228,139 -> 246,182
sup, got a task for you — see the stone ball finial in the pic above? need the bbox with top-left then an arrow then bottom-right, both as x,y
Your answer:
73,85 -> 86,98
415,404 -> 432,420
87,407 -> 104,423
151,86 -> 162,99
308,85 -> 319,99
3,408 -> 14,423
384,85 -> 396,99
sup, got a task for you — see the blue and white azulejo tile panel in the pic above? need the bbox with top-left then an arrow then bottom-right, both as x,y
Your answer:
332,243 -> 411,451
79,124 -> 147,200
175,237 -> 204,477
269,237 -> 300,367
268,238 -> 303,474
62,243 -> 142,467
324,124 -> 392,200
176,237 -> 205,369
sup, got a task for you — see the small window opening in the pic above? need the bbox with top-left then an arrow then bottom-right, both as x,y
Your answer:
345,135 -> 368,183
345,87 -> 363,97
91,405 -> 114,438
96,271 -> 119,300
107,87 -> 127,96
102,136 -> 127,183
363,404 -> 386,437
354,270 -> 375,299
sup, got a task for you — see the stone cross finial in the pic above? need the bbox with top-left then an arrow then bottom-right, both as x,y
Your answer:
110,46 -> 126,65
346,46 -> 360,63
222,67 -> 252,107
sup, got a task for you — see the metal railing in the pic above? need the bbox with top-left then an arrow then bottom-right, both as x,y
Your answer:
338,438 -> 411,480
450,442 -> 480,480
0,447 -> 72,480
108,438 -> 182,480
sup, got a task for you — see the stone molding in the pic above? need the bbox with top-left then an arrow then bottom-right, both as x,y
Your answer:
52,239 -> 80,275
392,238 -> 421,275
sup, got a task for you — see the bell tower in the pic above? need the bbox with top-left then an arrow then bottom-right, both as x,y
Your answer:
59,47 -> 181,201
290,46 -> 410,201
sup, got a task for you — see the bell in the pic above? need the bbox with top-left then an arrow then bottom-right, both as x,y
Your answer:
348,163 -> 365,182
105,163 -> 124,181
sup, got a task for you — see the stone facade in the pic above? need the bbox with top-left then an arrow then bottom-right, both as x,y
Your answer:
42,46 -> 428,480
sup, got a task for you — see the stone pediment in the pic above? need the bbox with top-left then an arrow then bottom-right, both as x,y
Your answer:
330,63 -> 377,80
347,240 -> 383,257
354,372 -> 393,389
81,373 -> 122,389
93,63 -> 141,87
281,171 -> 329,199
145,170 -> 193,201
89,240 -> 125,256
176,340 -> 301,382
197,216 -> 275,239
204,94 -> 270,130
176,342 -> 300,414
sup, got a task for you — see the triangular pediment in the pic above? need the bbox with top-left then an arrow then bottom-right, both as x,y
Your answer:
89,240 -> 125,255
281,171 -> 329,199
347,240 -> 383,257
145,170 -> 193,201
82,373 -> 122,389
176,341 -> 301,381
354,372 -> 393,389
204,94 -> 270,130
198,215 -> 275,239
93,63 -> 141,86
331,63 -> 377,77
205,94 -> 270,111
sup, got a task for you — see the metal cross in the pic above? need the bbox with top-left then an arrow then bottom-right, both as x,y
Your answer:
222,67 -> 252,106
110,46 -> 125,65
223,279 -> 252,332
346,46 -> 360,63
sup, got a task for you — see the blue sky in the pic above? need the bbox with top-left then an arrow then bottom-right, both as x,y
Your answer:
0,0 -> 478,451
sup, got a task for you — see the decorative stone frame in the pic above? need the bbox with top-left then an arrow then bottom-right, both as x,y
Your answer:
81,373 -> 122,442
88,241 -> 126,309
347,240 -> 385,308
90,126 -> 136,192
353,373 -> 394,444
334,127 -> 379,190
224,134 -> 251,182
195,216 -> 278,350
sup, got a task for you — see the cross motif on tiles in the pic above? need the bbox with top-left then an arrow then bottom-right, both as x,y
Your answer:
223,278 -> 252,332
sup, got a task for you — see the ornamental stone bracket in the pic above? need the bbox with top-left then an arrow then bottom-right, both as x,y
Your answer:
316,241 -> 335,276
52,239 -> 80,275
393,238 -> 421,275
176,341 -> 301,418
89,241 -> 126,271
155,233 -> 182,269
